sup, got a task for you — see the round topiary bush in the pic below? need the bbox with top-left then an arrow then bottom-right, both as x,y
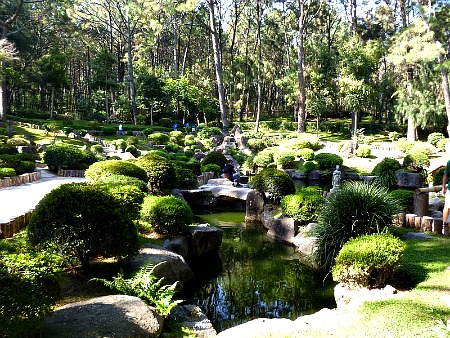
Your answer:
201,151 -> 227,168
201,163 -> 222,174
371,157 -> 402,190
140,195 -> 193,236
427,132 -> 445,147
253,153 -> 273,168
389,189 -> 414,213
332,233 -> 405,289
148,132 -> 170,145
90,144 -> 104,155
436,138 -> 450,152
7,137 -> 30,146
135,153 -> 176,192
126,136 -> 140,146
302,160 -> 319,175
297,148 -> 315,161
15,160 -> 35,175
274,150 -> 296,169
402,151 -> 430,172
356,145 -> 371,158
95,174 -> 148,193
27,183 -> 140,270
0,144 -> 18,155
281,187 -> 325,225
395,138 -> 413,153
43,143 -> 90,172
314,153 -> 343,170
251,168 -> 296,204
312,181 -> 400,271
85,160 -> 148,183
125,145 -> 141,158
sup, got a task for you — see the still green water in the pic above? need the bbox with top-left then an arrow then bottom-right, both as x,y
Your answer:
182,211 -> 336,333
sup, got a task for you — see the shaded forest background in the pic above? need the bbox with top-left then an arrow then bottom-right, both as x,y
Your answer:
1,0 -> 450,140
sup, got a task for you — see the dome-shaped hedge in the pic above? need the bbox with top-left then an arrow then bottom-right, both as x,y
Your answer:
85,160 -> 148,183
135,153 -> 176,192
201,151 -> 227,168
251,168 -> 295,204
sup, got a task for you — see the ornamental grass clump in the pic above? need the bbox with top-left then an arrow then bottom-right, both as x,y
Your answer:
332,233 -> 405,289
312,181 -> 400,271
371,157 -> 402,190
281,187 -> 325,225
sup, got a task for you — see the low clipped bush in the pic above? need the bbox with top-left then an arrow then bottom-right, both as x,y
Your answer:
196,126 -> 222,140
314,153 -> 343,170
253,152 -> 273,168
111,139 -> 127,152
90,144 -> 104,154
43,143 -> 92,172
125,145 -> 141,158
409,142 -> 437,156
312,181 -> 400,270
95,174 -> 148,193
164,143 -> 180,153
427,132 -> 445,147
356,145 -> 371,158
251,168 -> 295,204
185,158 -> 202,176
27,183 -> 140,271
140,195 -> 193,236
297,148 -> 315,161
126,136 -> 140,146
148,132 -> 170,145
332,233 -> 405,289
7,137 -> 30,146
436,138 -> 450,152
247,137 -> 276,152
148,149 -> 170,159
169,130 -> 185,146
201,151 -> 227,168
0,167 -> 16,178
135,153 -> 176,192
389,189 -> 414,213
85,160 -> 148,183
0,144 -> 18,155
0,252 -> 62,338
98,183 -> 146,220
100,126 -> 117,136
285,137 -> 320,151
371,157 -> 402,190
201,163 -> 222,174
173,166 -> 199,189
281,187 -> 325,225
15,160 -> 35,175
402,151 -> 430,172
395,138 -> 413,153
184,134 -> 196,146
274,149 -> 296,169
302,160 -> 319,175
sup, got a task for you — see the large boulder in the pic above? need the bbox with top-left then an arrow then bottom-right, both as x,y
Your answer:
127,244 -> 194,289
396,172 -> 423,188
291,223 -> 318,257
43,295 -> 163,338
245,189 -> 266,224
170,305 -> 217,338
163,235 -> 190,258
267,215 -> 298,244
188,224 -> 223,257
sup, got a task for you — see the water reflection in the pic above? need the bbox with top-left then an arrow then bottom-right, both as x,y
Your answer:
182,211 -> 336,333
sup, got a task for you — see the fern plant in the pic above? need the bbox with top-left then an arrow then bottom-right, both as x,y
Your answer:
92,261 -> 182,317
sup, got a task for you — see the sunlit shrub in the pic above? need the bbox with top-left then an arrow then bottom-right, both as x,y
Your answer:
85,160 -> 148,183
281,187 -> 325,225
251,168 -> 295,204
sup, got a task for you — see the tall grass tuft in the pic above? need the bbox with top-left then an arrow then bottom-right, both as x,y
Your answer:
313,181 -> 400,271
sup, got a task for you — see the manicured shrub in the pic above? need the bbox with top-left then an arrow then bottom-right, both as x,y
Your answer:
409,142 -> 437,156
281,187 -> 325,225
140,195 -> 193,236
253,152 -> 273,168
169,130 -> 184,146
402,151 -> 430,172
0,144 -> 18,155
98,183 -> 146,220
389,189 -> 414,213
185,158 -> 202,175
436,138 -> 450,152
371,157 -> 402,190
43,143 -> 88,172
126,136 -> 140,146
149,149 -> 170,159
95,174 -> 148,193
90,144 -> 104,154
314,153 -> 343,170
184,149 -> 194,158
27,183 -> 139,270
7,137 -> 30,146
297,148 -> 315,161
201,151 -> 227,168
184,134 -> 196,146
173,166 -> 199,189
395,138 -> 413,153
111,139 -> 127,152
251,168 -> 295,204
427,132 -> 445,147
286,137 -> 320,151
15,160 -> 35,175
247,137 -> 276,152
274,149 -> 296,169
0,167 -> 16,177
85,160 -> 148,183
148,132 -> 170,145
0,252 -> 61,338
164,143 -> 180,153
196,126 -> 222,139
312,181 -> 400,270
201,163 -> 222,174
302,160 -> 319,175
101,126 -> 117,136
332,233 -> 405,289
356,145 -> 371,158
125,145 -> 141,158
135,153 -> 176,192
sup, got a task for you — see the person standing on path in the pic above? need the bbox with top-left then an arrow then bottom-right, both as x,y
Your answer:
442,161 -> 450,226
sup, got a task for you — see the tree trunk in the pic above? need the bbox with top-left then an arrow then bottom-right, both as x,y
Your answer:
207,0 -> 228,128
50,86 -> 55,119
439,56 -> 450,137
296,0 -> 306,133
255,0 -> 262,133
0,61 -> 4,122
126,16 -> 138,125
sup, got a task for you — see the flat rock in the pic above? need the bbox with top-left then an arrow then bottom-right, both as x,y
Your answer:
401,232 -> 434,240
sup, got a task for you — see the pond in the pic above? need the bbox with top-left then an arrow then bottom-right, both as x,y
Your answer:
179,210 -> 336,333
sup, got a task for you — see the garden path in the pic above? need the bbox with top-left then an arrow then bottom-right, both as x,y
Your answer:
0,167 -> 85,224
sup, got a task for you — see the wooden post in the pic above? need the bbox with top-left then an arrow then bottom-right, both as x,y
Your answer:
393,213 -> 406,227
432,219 -> 443,235
406,214 -> 417,228
443,224 -> 449,236
421,216 -> 433,232
414,193 -> 429,217
414,216 -> 422,231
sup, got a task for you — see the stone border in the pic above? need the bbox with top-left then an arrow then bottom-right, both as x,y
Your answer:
57,169 -> 85,177
0,210 -> 33,239
0,171 -> 41,189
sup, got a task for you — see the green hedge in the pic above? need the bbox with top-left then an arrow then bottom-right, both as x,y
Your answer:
135,153 -> 176,192
251,168 -> 295,204
281,187 -> 325,225
85,160 -> 148,183
201,151 -> 227,168
314,153 -> 343,170
43,143 -> 95,172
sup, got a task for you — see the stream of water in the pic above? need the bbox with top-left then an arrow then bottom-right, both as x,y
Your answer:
180,210 -> 336,333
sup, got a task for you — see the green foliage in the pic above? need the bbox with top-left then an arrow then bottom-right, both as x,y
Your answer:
251,168 -> 295,204
149,149 -> 170,159
371,157 -> 402,190
135,153 -> 176,192
97,183 -> 146,220
436,138 -> 450,151
296,148 -> 315,161
169,130 -> 185,146
332,233 -> 405,289
313,181 -> 400,271
432,167 -> 445,187
427,132 -> 445,147
43,143 -> 91,172
148,132 -> 170,145
95,174 -> 148,192
27,183 -> 139,270
140,195 -> 193,235
111,139 -> 127,152
85,160 -> 148,183
247,137 -> 276,152
409,142 -> 437,156
201,163 -> 221,174
126,136 -> 140,146
185,158 -> 202,176
201,151 -> 227,168
281,187 -> 325,225
314,153 -> 343,169
0,167 -> 16,177
184,134 -> 196,146
125,145 -> 141,158
92,261 -> 182,317
0,144 -> 18,155
196,126 -> 222,139
356,145 -> 371,158
402,151 -> 430,172
285,137 -> 320,151
395,138 -> 413,153
274,149 -> 296,169
90,144 -> 104,154
173,165 -> 199,189
6,137 -> 30,146
100,126 -> 117,136
0,252 -> 62,338
15,160 -> 35,175
389,189 -> 414,213
253,152 -> 273,168
302,160 -> 319,175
